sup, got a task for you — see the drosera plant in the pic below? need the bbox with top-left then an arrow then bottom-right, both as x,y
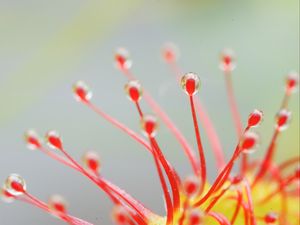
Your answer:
1,43 -> 299,225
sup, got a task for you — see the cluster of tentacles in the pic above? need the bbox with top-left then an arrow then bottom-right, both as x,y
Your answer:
1,44 -> 299,225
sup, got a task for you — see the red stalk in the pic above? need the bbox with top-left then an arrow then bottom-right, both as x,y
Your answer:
23,192 -> 92,225
252,87 -> 292,187
150,141 -> 174,225
224,70 -> 245,174
244,179 -> 257,225
38,145 -> 151,223
205,186 -> 230,213
189,95 -> 207,191
194,145 -> 241,207
278,156 -> 300,171
121,67 -> 199,175
231,190 -> 243,225
260,173 -> 298,204
252,128 -> 280,187
150,138 -> 181,213
85,101 -> 152,154
227,196 -> 250,225
168,60 -> 225,172
59,146 -> 151,223
224,70 -> 243,137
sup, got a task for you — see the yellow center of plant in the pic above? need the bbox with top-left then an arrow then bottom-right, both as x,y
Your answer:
148,179 -> 299,225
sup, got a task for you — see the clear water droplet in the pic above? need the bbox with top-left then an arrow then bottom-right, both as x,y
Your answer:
140,115 -> 158,137
73,81 -> 92,102
229,175 -> 244,191
162,42 -> 179,63
240,131 -> 259,154
112,205 -> 129,225
82,151 -> 101,173
248,109 -> 264,127
45,130 -> 63,150
124,80 -> 143,102
115,48 -> 132,71
24,129 -> 41,150
183,175 -> 201,197
264,212 -> 278,223
4,174 -> 26,196
276,109 -> 292,132
220,48 -> 236,72
0,186 -> 15,203
181,72 -> 200,96
286,71 -> 299,93
187,209 -> 205,225
48,194 -> 68,214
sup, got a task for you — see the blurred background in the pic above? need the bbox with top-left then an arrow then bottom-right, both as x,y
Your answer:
0,0 -> 299,224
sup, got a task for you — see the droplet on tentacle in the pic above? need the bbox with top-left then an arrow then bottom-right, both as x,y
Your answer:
264,212 -> 278,223
124,80 -> 143,102
295,167 -> 300,179
82,151 -> 101,174
45,130 -> 63,150
115,48 -> 132,71
229,175 -> 244,190
4,174 -> 26,196
248,109 -> 264,127
187,209 -> 205,225
73,81 -> 93,103
48,195 -> 68,214
240,131 -> 259,154
112,205 -> 129,225
183,175 -> 201,198
0,187 -> 15,203
141,115 -> 158,138
275,109 -> 291,132
219,48 -> 236,72
24,129 -> 42,150
162,42 -> 179,63
286,71 -> 299,93
181,73 -> 200,96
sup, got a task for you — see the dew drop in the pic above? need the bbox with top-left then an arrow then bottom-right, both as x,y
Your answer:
240,131 -> 259,154
4,174 -> 26,196
286,71 -> 299,93
82,151 -> 101,174
48,195 -> 68,214
219,48 -> 236,72
45,130 -> 63,150
124,80 -> 143,102
187,209 -> 204,225
162,42 -> 179,63
229,175 -> 244,190
73,81 -> 92,103
295,167 -> 300,179
115,48 -> 132,71
181,73 -> 200,96
275,109 -> 291,131
24,129 -> 41,150
264,212 -> 278,223
183,175 -> 201,197
112,205 -> 129,225
0,187 -> 15,203
248,109 -> 264,127
141,115 -> 158,137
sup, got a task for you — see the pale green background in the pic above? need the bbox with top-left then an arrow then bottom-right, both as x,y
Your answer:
0,1 -> 299,224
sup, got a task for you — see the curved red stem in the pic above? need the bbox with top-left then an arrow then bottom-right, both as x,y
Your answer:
150,138 -> 181,213
168,60 -> 225,172
150,141 -> 174,225
189,95 -> 207,191
231,190 -> 243,225
122,67 -> 199,175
